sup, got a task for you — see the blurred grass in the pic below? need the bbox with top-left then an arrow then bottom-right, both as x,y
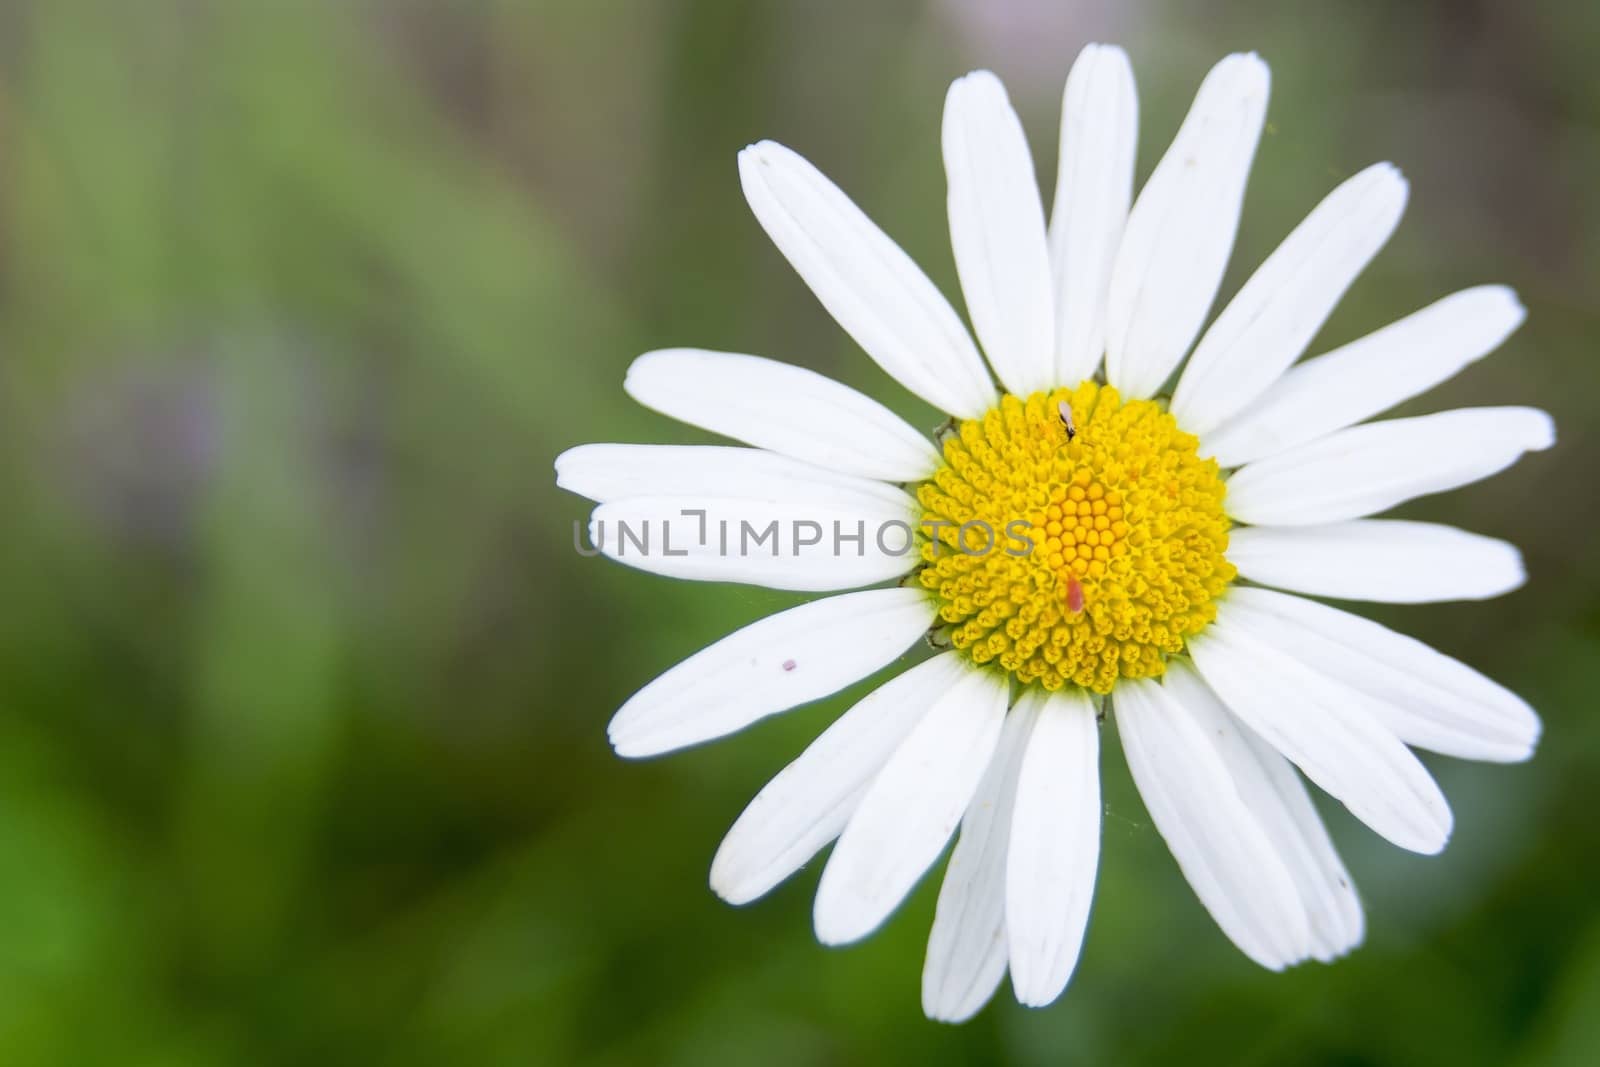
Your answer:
0,0 -> 1597,1063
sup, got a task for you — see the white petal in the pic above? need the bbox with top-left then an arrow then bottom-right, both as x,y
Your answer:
943,71 -> 1056,396
1050,44 -> 1138,385
739,140 -> 998,418
1105,53 -> 1270,399
1221,587 -> 1540,762
1115,674 -> 1312,969
1227,520 -> 1525,603
1171,163 -> 1409,436
625,349 -> 941,481
711,652 -> 969,905
1162,661 -> 1364,962
1006,688 -> 1101,1006
1188,626 -> 1454,854
922,697 -> 1041,1024
564,446 -> 917,590
589,492 -> 917,592
814,665 -> 1008,945
608,587 -> 936,758
1202,286 -> 1527,466
555,443 -> 912,508
1225,407 -> 1555,525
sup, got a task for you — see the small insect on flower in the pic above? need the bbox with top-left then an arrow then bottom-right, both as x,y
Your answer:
1058,400 -> 1077,442
1064,571 -> 1085,614
781,659 -> 797,672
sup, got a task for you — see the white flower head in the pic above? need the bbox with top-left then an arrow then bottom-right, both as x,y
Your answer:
556,45 -> 1550,1023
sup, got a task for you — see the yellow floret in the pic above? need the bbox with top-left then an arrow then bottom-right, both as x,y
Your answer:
915,382 -> 1235,694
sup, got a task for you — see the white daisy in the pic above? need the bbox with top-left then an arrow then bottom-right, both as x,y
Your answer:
555,45 -> 1551,1022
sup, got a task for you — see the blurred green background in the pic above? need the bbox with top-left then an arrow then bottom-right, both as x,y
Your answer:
1,0 -> 1596,1063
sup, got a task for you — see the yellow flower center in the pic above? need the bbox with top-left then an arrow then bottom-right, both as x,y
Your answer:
914,382 -> 1235,694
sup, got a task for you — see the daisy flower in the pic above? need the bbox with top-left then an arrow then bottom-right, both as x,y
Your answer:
555,45 -> 1551,1022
